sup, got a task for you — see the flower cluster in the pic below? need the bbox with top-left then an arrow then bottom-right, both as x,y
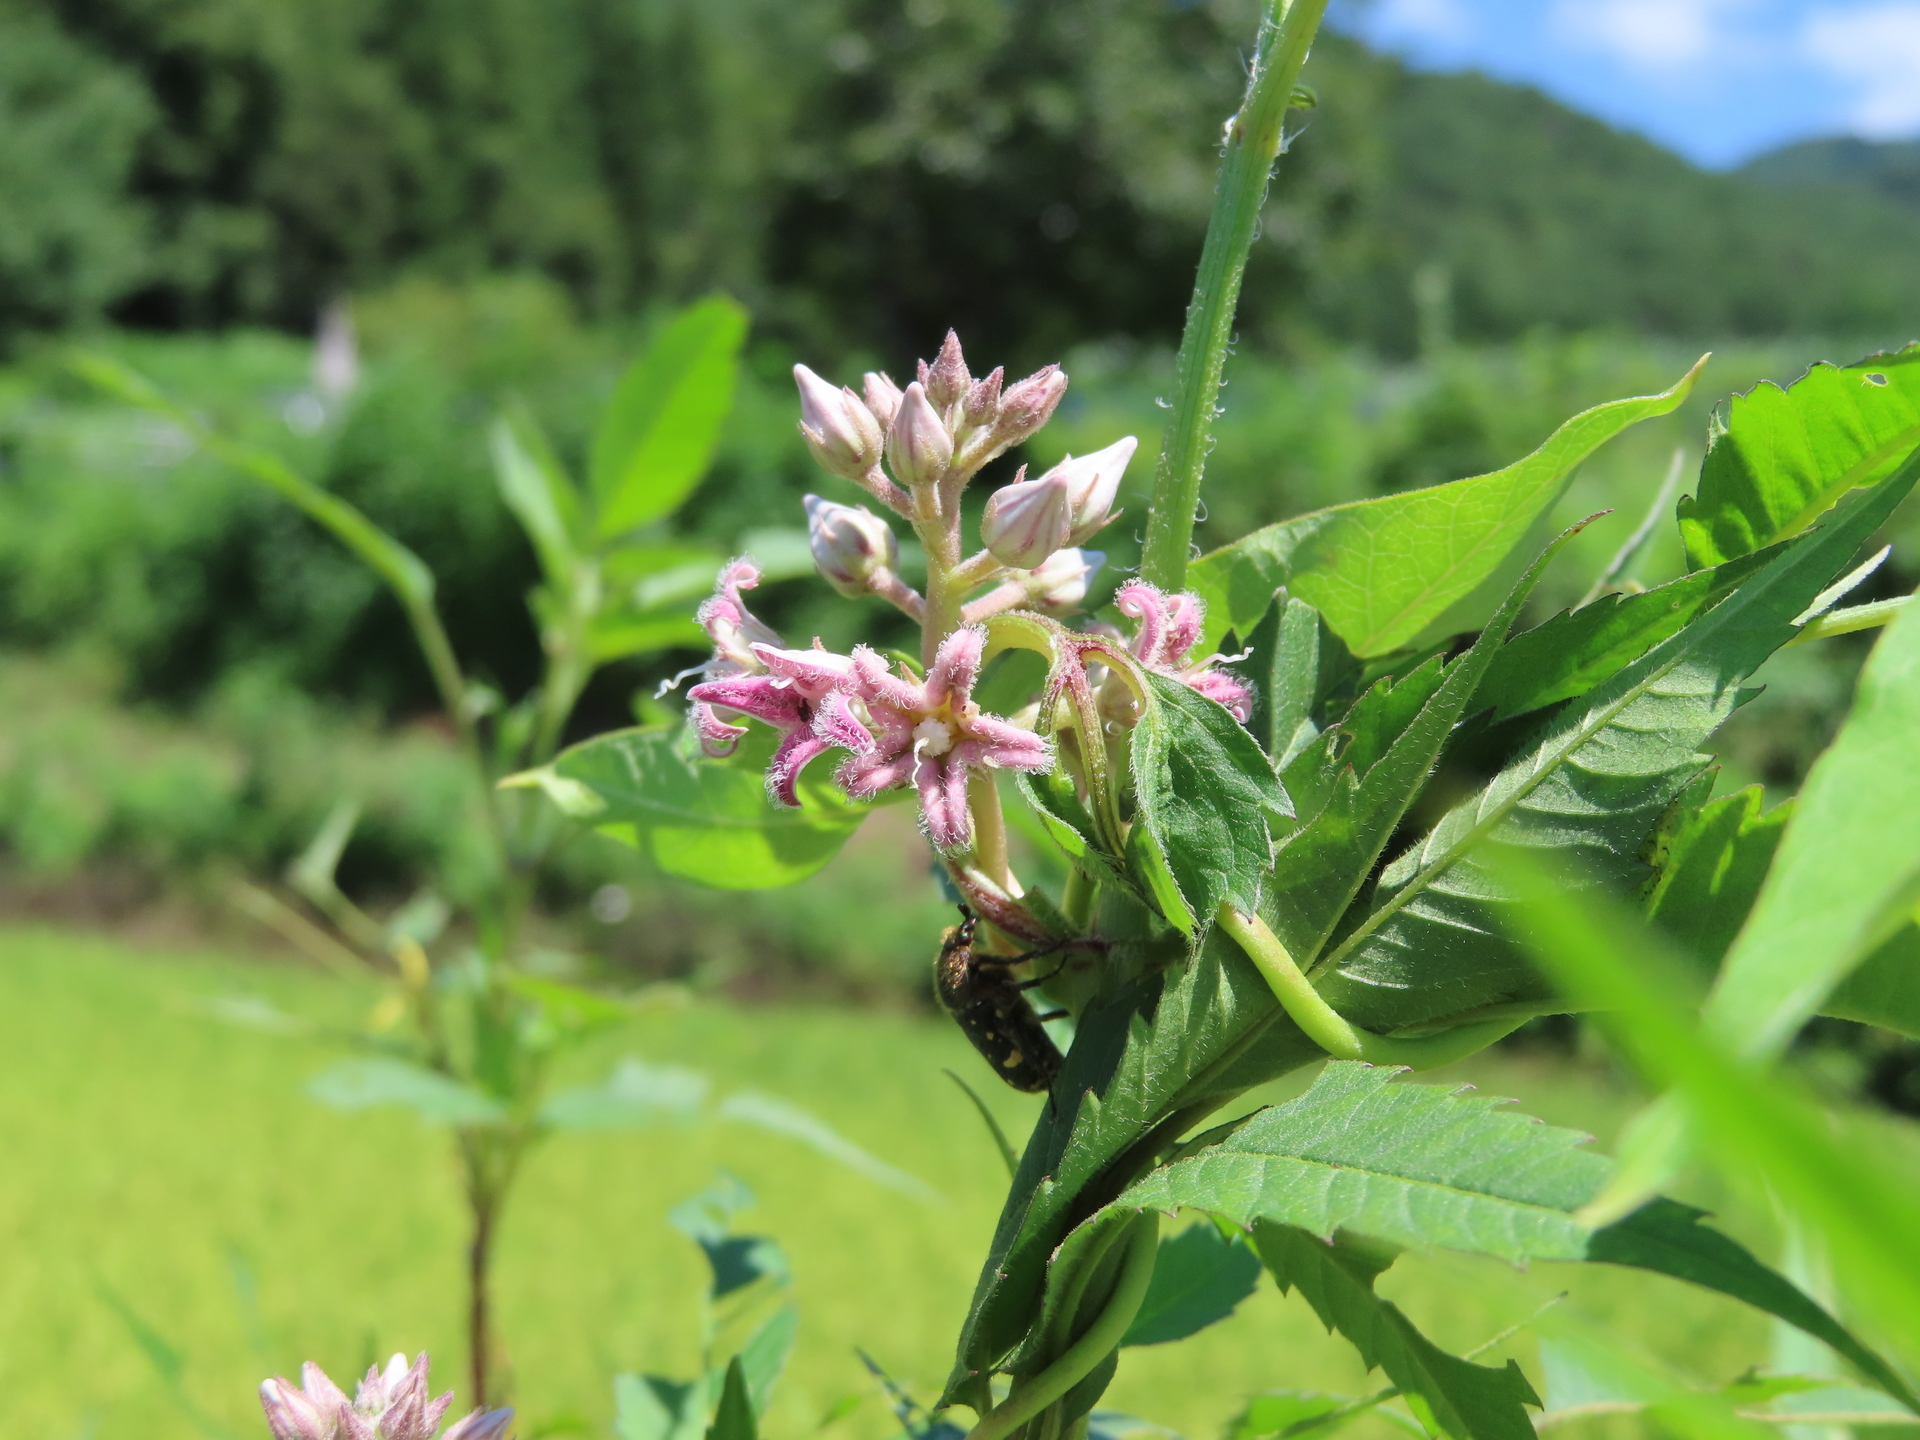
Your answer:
260,1354 -> 512,1440
681,331 -> 1252,859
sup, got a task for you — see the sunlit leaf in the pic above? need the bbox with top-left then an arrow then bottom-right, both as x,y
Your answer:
1191,358 -> 1705,656
1679,344 -> 1920,568
591,297 -> 748,538
306,1058 -> 506,1126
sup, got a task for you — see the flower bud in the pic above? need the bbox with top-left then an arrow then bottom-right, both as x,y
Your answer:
993,364 -> 1068,445
1023,547 -> 1103,616
862,371 -> 903,429
444,1409 -> 517,1440
1043,435 -> 1137,545
805,494 -> 900,599
794,364 -> 884,481
886,381 -> 953,490
981,467 -> 1072,569
924,330 -> 971,409
961,366 -> 1003,428
260,1379 -> 333,1440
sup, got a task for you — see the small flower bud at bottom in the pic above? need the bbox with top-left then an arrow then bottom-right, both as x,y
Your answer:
805,494 -> 900,598
794,364 -> 884,480
981,468 -> 1073,569
886,380 -> 954,491
1023,547 -> 1103,615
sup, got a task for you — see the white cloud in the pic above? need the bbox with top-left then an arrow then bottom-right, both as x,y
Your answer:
1553,0 -> 1754,71
1804,4 -> 1920,136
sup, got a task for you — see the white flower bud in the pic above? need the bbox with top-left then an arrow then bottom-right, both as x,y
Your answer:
981,467 -> 1073,569
794,364 -> 884,481
805,494 -> 900,599
863,371 -> 903,429
993,364 -> 1068,445
1043,435 -> 1137,545
1023,547 -> 1103,615
886,380 -> 953,490
260,1379 -> 333,1440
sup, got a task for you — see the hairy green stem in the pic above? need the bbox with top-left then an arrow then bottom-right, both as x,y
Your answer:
966,1215 -> 1160,1440
1138,0 -> 1329,591
1219,906 -> 1525,1069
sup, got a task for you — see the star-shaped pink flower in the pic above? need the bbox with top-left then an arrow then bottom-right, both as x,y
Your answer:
689,644 -> 874,807
838,626 -> 1051,853
1114,581 -> 1253,722
687,559 -> 786,757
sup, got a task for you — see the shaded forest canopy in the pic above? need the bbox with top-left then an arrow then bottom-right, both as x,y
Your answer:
4,0 -> 1919,356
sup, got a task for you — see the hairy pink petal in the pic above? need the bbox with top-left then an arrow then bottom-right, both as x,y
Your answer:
766,732 -> 833,808
812,690 -> 876,755
850,645 -> 926,714
838,748 -> 917,799
687,674 -> 808,730
924,626 -> 985,711
755,644 -> 859,697
916,754 -> 974,852
1115,581 -> 1171,667
1162,593 -> 1204,666
690,700 -> 748,757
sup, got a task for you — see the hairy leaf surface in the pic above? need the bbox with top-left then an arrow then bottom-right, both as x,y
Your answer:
1190,359 -> 1704,656
1132,673 -> 1294,929
1679,344 -> 1920,568
1315,472 -> 1916,1031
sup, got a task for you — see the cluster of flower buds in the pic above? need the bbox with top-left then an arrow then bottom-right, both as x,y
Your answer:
260,1354 -> 512,1440
794,330 -> 1071,520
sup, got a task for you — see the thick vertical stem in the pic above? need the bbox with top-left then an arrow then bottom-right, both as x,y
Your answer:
1138,0 -> 1329,592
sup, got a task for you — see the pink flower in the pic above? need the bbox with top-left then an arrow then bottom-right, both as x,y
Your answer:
689,644 -> 874,807
838,626 -> 1051,853
1114,582 -> 1253,723
259,1353 -> 505,1440
687,559 -> 785,757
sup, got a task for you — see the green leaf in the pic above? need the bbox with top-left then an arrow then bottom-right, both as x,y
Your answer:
705,1358 -> 758,1440
1586,1198 -> 1920,1410
306,1058 -> 506,1126
736,1306 -> 798,1417
1131,672 -> 1294,930
1263,526 -> 1571,968
1678,344 -> 1920,568
538,1056 -> 711,1130
1505,860 -> 1920,1387
946,939 -> 1325,1401
1191,358 -> 1706,656
715,1091 -> 938,1201
490,405 -> 585,589
1469,549 -> 1775,725
1230,595 -> 1360,765
587,611 -> 707,663
591,296 -> 747,539
1117,1061 -> 1603,1264
1823,922 -> 1920,1037
1251,1224 -> 1541,1440
73,352 -> 435,612
616,1375 -> 708,1440
1225,1390 -> 1420,1440
1315,470 -> 1919,1031
1643,785 -> 1790,972
1121,1223 -> 1262,1346
516,723 -> 871,889
1703,585 -> 1920,1060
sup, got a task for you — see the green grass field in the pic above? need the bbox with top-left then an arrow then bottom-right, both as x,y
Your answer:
0,925 -> 1816,1440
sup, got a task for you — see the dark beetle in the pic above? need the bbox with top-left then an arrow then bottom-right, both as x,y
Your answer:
934,907 -> 1064,1094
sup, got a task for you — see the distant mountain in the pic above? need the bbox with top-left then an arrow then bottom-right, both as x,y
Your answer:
1741,137 -> 1920,211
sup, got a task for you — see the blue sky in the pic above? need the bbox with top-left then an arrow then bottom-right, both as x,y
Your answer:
1327,0 -> 1920,168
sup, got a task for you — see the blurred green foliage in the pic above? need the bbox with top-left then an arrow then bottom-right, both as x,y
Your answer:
8,0 -> 1920,356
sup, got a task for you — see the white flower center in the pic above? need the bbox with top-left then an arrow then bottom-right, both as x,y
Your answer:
913,717 -> 956,756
